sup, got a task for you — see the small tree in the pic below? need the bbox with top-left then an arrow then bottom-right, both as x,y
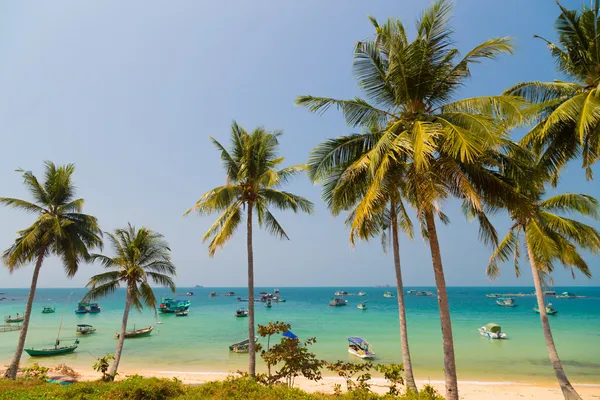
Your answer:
93,354 -> 115,381
257,321 -> 291,379
326,361 -> 373,392
376,363 -> 405,395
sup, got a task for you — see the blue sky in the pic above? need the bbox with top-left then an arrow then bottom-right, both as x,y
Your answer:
0,0 -> 598,288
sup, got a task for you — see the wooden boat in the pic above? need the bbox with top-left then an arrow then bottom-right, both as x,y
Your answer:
348,337 -> 376,359
158,297 -> 190,313
383,291 -> 394,298
496,298 -> 517,307
24,339 -> 80,357
88,303 -> 101,313
75,302 -> 89,314
357,301 -> 367,310
42,306 -> 56,314
4,315 -> 24,323
478,323 -> 507,339
115,325 -> 154,339
76,324 -> 96,335
329,297 -> 347,306
229,337 -> 257,353
534,304 -> 558,315
0,324 -> 22,333
235,308 -> 249,318
175,310 -> 188,317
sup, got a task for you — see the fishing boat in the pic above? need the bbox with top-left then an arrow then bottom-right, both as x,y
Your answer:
329,297 -> 347,307
75,302 -> 89,314
334,291 -> 348,296
237,297 -> 248,302
357,291 -> 366,296
485,293 -> 501,298
407,290 -> 417,294
534,303 -> 558,315
89,303 -> 101,313
229,337 -> 257,353
272,297 -> 286,303
42,306 -> 56,314
274,288 -> 280,294
357,301 -> 367,310
158,297 -> 191,313
115,325 -> 154,339
0,324 -> 22,333
175,310 -> 189,317
186,292 -> 194,296
235,308 -> 249,318
543,290 -> 557,296
496,298 -> 517,307
209,292 -> 217,297
265,300 -> 272,308
76,324 -> 96,335
556,292 -> 577,299
478,323 -> 507,339
24,339 -> 80,357
4,315 -> 24,323
347,337 -> 376,359
383,291 -> 394,298
223,292 -> 236,297
416,291 -> 434,296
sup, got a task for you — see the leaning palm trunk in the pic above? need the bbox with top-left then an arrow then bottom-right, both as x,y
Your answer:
424,210 -> 458,400
110,287 -> 132,378
527,245 -> 582,400
3,248 -> 46,379
247,202 -> 256,377
391,209 -> 418,392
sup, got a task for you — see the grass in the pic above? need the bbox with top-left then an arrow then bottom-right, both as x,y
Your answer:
0,376 -> 445,400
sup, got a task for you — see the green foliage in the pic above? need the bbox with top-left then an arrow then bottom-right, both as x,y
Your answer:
93,354 -> 115,382
375,363 -> 405,395
52,364 -> 81,379
21,363 -> 49,380
326,361 -> 373,392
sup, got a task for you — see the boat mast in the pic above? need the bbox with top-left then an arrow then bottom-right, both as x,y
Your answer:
56,292 -> 73,345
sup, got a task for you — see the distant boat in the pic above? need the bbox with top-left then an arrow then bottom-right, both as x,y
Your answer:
265,300 -> 272,308
485,293 -> 501,298
42,306 -> 55,314
329,297 -> 348,307
334,291 -> 348,296
194,285 -> 202,288
223,292 -> 236,297
175,310 -> 189,317
116,325 -> 154,339
357,301 -> 367,310
235,308 -> 249,318
76,324 -> 96,335
209,292 -> 217,297
4,315 -> 24,323
478,323 -> 507,339
229,337 -> 257,353
534,304 -> 558,315
556,292 -> 578,299
415,291 -> 434,296
407,290 -> 417,294
75,302 -> 89,314
272,297 -> 286,303
383,291 -> 394,298
348,337 -> 376,359
274,288 -> 280,294
24,339 -> 80,357
357,291 -> 366,296
543,290 -> 557,296
496,298 -> 517,307
186,292 -> 194,296
89,303 -> 101,313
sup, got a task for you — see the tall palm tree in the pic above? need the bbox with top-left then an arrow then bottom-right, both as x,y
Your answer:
309,129 -> 419,391
185,122 -> 314,377
85,224 -> 176,379
504,1 -> 600,179
297,2 -> 525,398
488,159 -> 600,400
0,161 -> 102,379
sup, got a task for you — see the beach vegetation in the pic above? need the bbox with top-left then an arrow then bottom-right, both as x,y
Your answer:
296,1 -> 525,398
326,361 -> 373,392
93,354 -> 116,382
185,122 -> 314,377
257,320 -> 291,378
0,161 -> 103,379
21,363 -> 49,381
375,364 -> 405,396
84,224 -> 176,380
52,364 -> 81,379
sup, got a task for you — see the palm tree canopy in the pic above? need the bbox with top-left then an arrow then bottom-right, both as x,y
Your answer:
300,0 -> 528,246
185,122 -> 314,256
0,161 -> 103,275
85,224 -> 176,312
504,1 -> 600,177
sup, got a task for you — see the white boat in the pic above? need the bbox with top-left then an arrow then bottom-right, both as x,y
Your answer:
348,337 -> 376,359
357,291 -> 366,296
556,292 -> 577,299
478,323 -> 507,339
357,301 -> 367,310
334,291 -> 348,296
383,291 -> 394,298
496,298 -> 517,307
407,290 -> 417,294
329,298 -> 347,307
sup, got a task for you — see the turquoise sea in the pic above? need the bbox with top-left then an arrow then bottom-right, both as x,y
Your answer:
1,287 -> 599,383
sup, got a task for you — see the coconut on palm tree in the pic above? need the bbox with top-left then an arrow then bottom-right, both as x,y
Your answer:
0,162 -> 102,379
488,155 -> 600,400
185,122 -> 314,377
297,1 -> 526,397
504,1 -> 600,179
84,224 -> 176,379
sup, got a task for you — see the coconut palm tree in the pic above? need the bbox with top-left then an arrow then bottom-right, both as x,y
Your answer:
504,1 -> 600,179
185,122 -> 314,377
297,2 -> 526,398
488,158 -> 600,400
0,162 -> 102,379
84,224 -> 176,379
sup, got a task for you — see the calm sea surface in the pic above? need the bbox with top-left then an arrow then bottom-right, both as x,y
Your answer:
1,286 -> 599,383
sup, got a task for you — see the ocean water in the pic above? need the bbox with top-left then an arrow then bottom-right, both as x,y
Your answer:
0,286 -> 599,383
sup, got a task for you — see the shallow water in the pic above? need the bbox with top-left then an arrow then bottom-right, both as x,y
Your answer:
1,286 -> 598,382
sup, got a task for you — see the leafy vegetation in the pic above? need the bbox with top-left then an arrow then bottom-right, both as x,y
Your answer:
93,354 -> 116,382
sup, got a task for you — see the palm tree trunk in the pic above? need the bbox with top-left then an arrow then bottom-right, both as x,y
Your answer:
527,245 -> 582,400
247,202 -> 256,378
390,207 -> 418,393
3,246 -> 46,379
110,286 -> 132,378
424,209 -> 458,400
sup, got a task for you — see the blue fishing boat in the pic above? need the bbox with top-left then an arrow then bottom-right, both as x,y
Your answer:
75,302 -> 89,314
89,303 -> 101,313
158,297 -> 190,314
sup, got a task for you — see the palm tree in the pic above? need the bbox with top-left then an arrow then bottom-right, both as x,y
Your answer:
297,2 -> 526,398
0,162 -> 102,379
504,1 -> 600,179
488,159 -> 600,400
84,224 -> 176,379
309,129 -> 419,391
185,122 -> 314,377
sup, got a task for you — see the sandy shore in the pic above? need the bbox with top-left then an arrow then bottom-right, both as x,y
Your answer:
66,367 -> 599,399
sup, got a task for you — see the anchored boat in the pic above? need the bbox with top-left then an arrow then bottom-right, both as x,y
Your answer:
347,337 -> 376,359
75,302 -> 89,314
235,308 -> 249,318
76,324 -> 96,335
4,315 -> 24,323
496,298 -> 517,307
229,337 -> 257,353
24,339 -> 80,357
89,303 -> 101,313
175,310 -> 189,317
357,301 -> 367,310
534,303 -> 558,315
329,297 -> 347,307
357,291 -> 366,296
42,306 -> 55,314
383,291 -> 394,298
478,323 -> 507,339
158,297 -> 190,313
116,325 -> 154,339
